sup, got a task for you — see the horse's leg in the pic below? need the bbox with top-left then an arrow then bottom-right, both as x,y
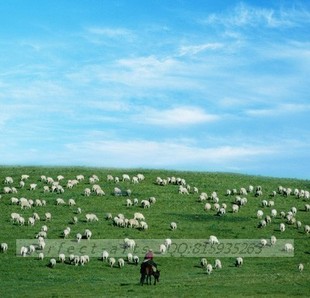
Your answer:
140,274 -> 145,286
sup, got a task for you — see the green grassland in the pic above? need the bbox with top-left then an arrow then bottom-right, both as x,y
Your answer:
0,166 -> 309,297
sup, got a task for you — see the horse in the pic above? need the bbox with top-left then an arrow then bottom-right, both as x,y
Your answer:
140,263 -> 160,286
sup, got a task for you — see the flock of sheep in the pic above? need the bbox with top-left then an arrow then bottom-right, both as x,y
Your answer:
0,171 -> 308,279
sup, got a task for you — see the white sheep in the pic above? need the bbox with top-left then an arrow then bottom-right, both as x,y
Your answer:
4,176 -> 13,184
159,244 -> 167,254
124,238 -> 135,250
284,243 -> 294,252
84,229 -> 92,240
164,238 -> 172,248
235,257 -> 243,267
122,174 -> 130,181
114,187 -> 122,196
118,258 -> 125,268
298,263 -> 304,272
68,198 -> 76,206
200,258 -> 207,267
141,200 -> 150,208
214,259 -> 222,269
209,235 -> 219,245
11,197 -> 19,205
102,250 -> 109,261
20,246 -> 28,257
63,227 -> 71,238
260,239 -> 267,247
206,263 -> 213,275
170,222 -> 177,230
76,233 -> 82,243
270,235 -> 277,246
1,243 -> 8,252
56,198 -> 66,205
204,203 -> 212,211
49,258 -> 57,268
38,252 -> 44,260
127,253 -> 133,263
257,210 -> 264,219
108,257 -> 116,267
133,255 -> 139,265
134,212 -> 145,221
232,204 -> 239,213
304,225 -> 310,234
280,223 -> 286,232
86,213 -> 99,222
126,199 -> 133,207
271,209 -> 277,218
30,183 -> 37,191
84,188 -> 91,197
59,253 -> 66,263
139,221 -> 148,230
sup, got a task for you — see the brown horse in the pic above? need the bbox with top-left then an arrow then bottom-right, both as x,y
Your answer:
140,263 -> 160,286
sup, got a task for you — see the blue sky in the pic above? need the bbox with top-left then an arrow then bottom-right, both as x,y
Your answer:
0,0 -> 309,179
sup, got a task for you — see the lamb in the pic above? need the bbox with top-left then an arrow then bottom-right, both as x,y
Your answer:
204,203 -> 212,211
280,223 -> 286,232
214,259 -> 222,269
84,188 -> 91,197
28,217 -> 35,226
298,263 -> 304,272
235,257 -> 243,267
126,199 -> 133,207
149,196 -> 156,204
232,204 -> 239,213
108,257 -> 116,267
38,252 -> 44,260
118,258 -> 125,268
206,264 -> 213,275
127,253 -> 133,263
139,221 -> 148,230
49,258 -> 57,268
63,227 -> 71,238
271,209 -> 277,218
11,197 -> 19,205
80,255 -> 89,266
0,243 -> 8,252
170,222 -> 177,230
133,198 -> 139,205
29,244 -> 36,254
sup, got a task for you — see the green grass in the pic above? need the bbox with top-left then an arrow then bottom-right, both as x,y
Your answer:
0,166 -> 309,297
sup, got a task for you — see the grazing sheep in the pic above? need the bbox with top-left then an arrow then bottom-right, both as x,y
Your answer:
270,235 -> 277,246
114,187 -> 122,196
232,204 -> 239,213
139,221 -> 148,230
304,225 -> 310,234
56,198 -> 66,205
30,183 -> 37,191
170,222 -> 177,230
159,244 -> 167,254
204,203 -> 212,211
257,210 -> 264,219
280,223 -> 286,232
200,258 -> 207,267
260,239 -> 267,247
122,174 -> 130,181
209,235 -> 219,245
108,257 -> 116,267
235,257 -> 243,267
271,209 -> 277,218
20,246 -> 28,257
4,176 -> 13,184
28,217 -> 35,226
86,213 -> 99,222
59,253 -> 66,263
134,212 -> 145,221
127,253 -> 133,263
76,233 -> 82,243
206,264 -> 213,275
141,200 -> 150,208
126,199 -> 133,207
1,243 -> 8,252
296,221 -> 302,229
214,259 -> 222,269
102,250 -> 109,261
38,252 -> 44,260
68,198 -> 76,206
11,212 -> 21,223
284,243 -> 294,252
84,188 -> 91,197
164,238 -> 172,248
118,258 -> 125,268
49,258 -> 57,268
133,255 -> 139,265
72,216 -> 78,224
84,229 -> 92,240
298,263 -> 304,272
124,238 -> 135,250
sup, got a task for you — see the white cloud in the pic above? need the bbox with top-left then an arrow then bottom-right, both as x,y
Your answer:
178,43 -> 223,56
87,27 -> 133,38
138,106 -> 219,126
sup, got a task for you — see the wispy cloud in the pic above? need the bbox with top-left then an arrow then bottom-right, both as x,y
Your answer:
138,106 -> 219,126
203,2 -> 308,28
178,43 -> 223,56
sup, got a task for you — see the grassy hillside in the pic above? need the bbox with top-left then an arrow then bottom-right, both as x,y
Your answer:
0,166 -> 309,297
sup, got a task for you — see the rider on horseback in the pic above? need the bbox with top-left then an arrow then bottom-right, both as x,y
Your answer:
140,249 -> 157,273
